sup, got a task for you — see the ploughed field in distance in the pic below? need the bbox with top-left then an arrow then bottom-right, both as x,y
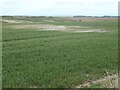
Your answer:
2,16 -> 118,88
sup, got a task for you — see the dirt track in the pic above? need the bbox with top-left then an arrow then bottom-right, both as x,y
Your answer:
75,74 -> 118,88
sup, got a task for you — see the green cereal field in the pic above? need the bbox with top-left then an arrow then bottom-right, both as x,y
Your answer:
2,16 -> 118,88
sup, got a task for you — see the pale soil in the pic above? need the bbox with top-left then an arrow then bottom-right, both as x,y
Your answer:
10,24 -> 66,30
1,20 -> 33,23
2,19 -> 108,33
11,24 -> 107,33
75,74 -> 118,88
43,20 -> 58,23
10,24 -> 107,33
72,30 -> 108,33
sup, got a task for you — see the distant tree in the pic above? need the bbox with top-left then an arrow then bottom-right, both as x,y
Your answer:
79,20 -> 82,22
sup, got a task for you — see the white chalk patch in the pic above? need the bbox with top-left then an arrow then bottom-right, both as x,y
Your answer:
1,20 -> 33,23
44,20 -> 57,23
73,30 -> 108,33
9,24 -> 108,33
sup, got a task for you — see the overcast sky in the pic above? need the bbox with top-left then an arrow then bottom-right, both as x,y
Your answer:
0,0 -> 119,16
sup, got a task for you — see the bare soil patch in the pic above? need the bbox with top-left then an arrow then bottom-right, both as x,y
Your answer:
1,20 -> 33,23
72,30 -> 108,33
11,24 -> 66,30
43,20 -> 58,23
10,24 -> 88,30
10,24 -> 107,33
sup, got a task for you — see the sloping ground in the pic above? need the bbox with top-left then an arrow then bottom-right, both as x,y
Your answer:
2,17 -> 118,88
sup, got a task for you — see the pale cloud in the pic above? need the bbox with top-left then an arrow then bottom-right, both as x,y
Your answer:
0,0 -> 119,16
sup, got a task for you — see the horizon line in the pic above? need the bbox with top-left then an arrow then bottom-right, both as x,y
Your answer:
1,15 -> 118,17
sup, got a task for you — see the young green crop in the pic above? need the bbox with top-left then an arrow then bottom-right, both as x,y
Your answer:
2,17 -> 118,88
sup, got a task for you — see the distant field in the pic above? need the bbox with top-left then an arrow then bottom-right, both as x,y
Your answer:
2,16 -> 118,88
